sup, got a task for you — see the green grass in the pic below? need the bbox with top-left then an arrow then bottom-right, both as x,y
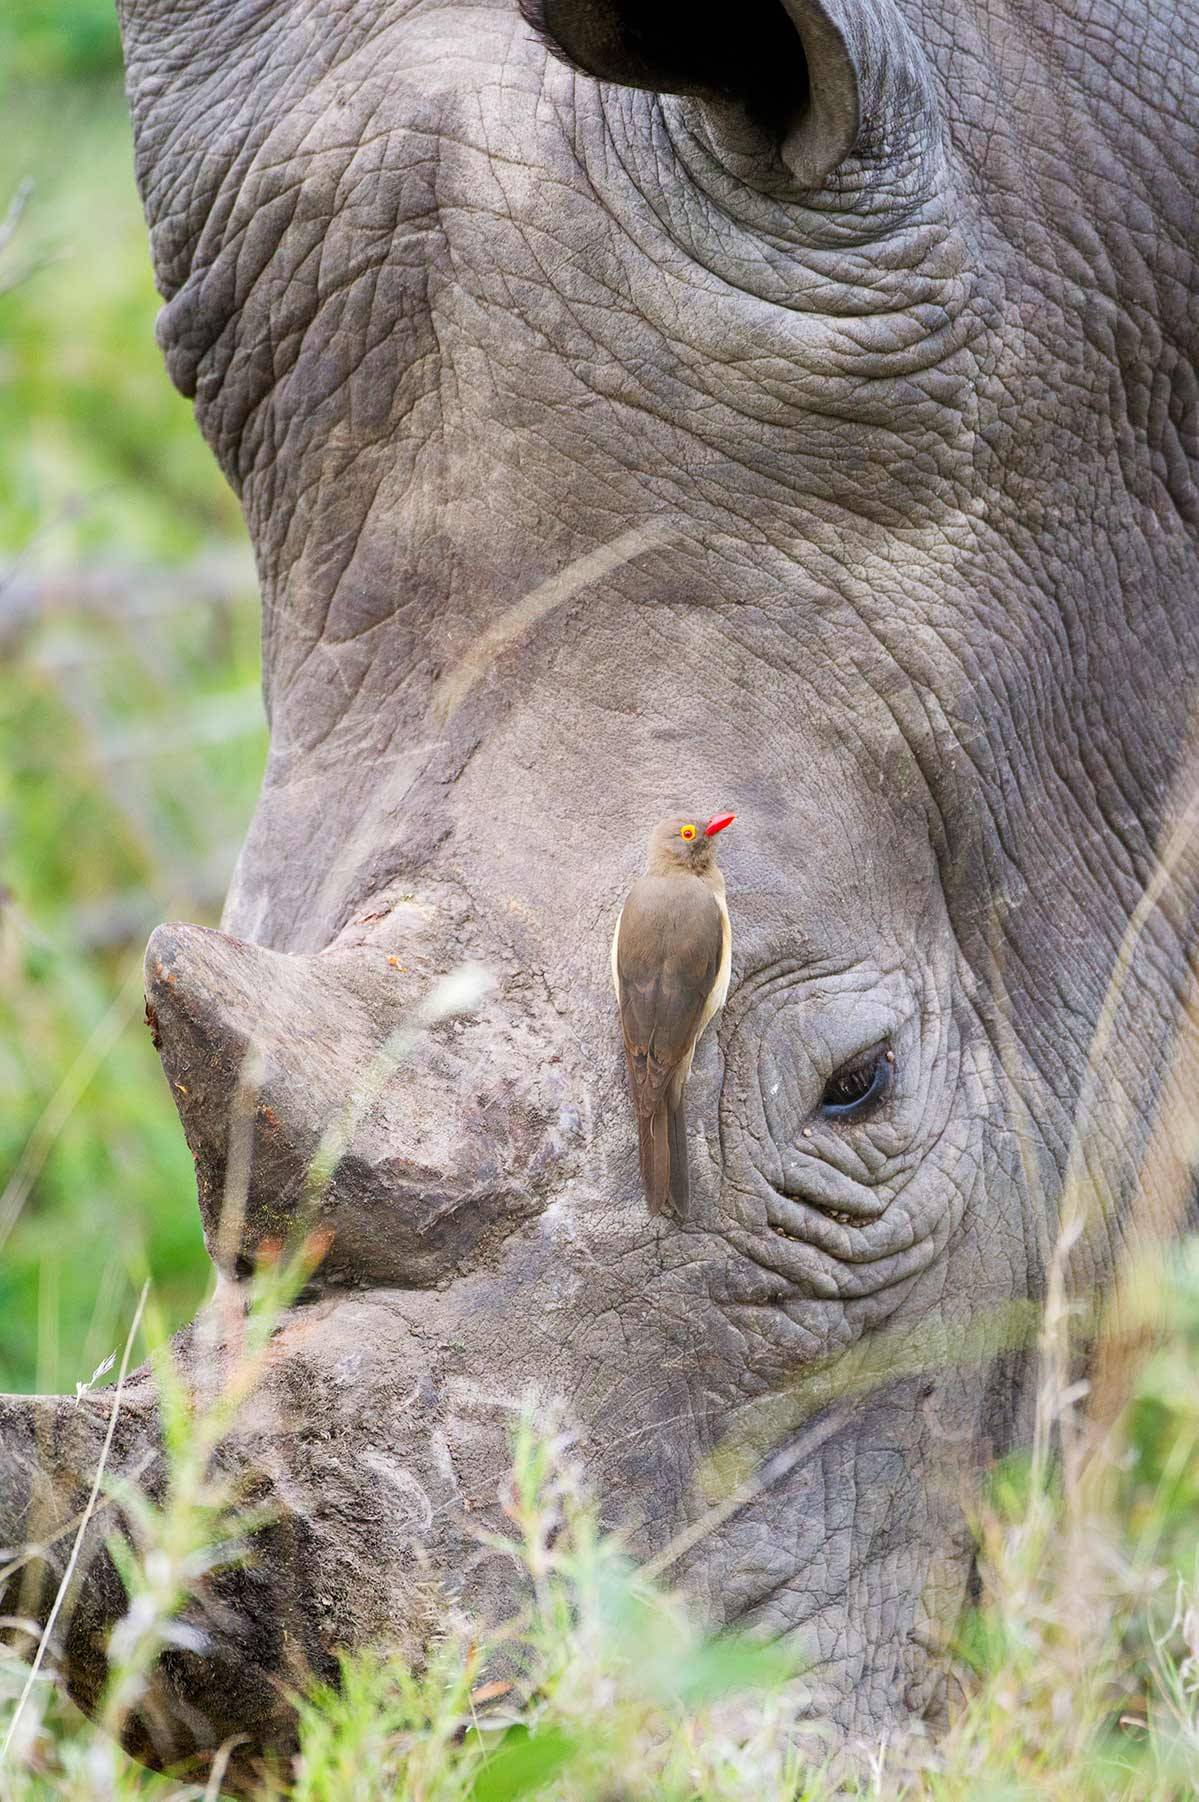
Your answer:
3,1252 -> 1199,1799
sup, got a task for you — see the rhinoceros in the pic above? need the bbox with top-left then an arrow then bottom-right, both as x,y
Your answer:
4,0 -> 1199,1784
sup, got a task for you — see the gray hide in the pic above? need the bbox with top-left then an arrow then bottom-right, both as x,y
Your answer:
4,0 -> 1199,1787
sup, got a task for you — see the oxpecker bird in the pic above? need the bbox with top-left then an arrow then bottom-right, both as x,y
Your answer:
612,812 -> 736,1217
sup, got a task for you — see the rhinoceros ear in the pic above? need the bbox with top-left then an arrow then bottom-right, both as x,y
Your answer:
522,0 -> 881,187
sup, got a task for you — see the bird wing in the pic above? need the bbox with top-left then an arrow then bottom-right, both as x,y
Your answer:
615,875 -> 725,1119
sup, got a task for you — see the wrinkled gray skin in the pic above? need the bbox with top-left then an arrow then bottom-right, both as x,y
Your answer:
5,0 -> 1199,1786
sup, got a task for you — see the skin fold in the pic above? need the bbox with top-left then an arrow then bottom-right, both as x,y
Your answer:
3,0 -> 1199,1785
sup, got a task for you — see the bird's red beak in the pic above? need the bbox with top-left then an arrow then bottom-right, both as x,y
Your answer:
704,812 -> 736,837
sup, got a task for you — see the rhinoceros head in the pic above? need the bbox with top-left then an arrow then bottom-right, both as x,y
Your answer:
5,0 -> 1198,1784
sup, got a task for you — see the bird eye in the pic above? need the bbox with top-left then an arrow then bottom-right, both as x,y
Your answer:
819,1045 -> 892,1119
680,824 -> 696,840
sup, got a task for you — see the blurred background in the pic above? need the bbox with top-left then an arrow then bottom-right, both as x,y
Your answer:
0,0 -> 265,1391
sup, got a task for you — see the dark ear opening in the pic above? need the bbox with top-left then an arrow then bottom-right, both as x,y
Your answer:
521,0 -> 862,187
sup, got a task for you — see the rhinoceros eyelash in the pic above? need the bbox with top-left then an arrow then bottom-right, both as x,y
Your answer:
818,1043 -> 893,1120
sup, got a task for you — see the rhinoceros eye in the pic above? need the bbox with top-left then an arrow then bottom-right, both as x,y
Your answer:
820,1045 -> 892,1119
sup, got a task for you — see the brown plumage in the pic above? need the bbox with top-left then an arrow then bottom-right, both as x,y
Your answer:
612,813 -> 735,1216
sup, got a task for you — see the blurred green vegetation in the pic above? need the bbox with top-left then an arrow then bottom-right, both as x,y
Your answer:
0,1 -> 265,1390
1,0 -> 122,85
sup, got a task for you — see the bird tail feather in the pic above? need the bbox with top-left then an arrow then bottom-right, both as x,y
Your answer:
666,1087 -> 689,1219
638,1105 -> 672,1217
635,1093 -> 690,1220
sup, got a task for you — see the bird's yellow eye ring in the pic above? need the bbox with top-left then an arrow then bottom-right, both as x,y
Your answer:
680,823 -> 697,840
